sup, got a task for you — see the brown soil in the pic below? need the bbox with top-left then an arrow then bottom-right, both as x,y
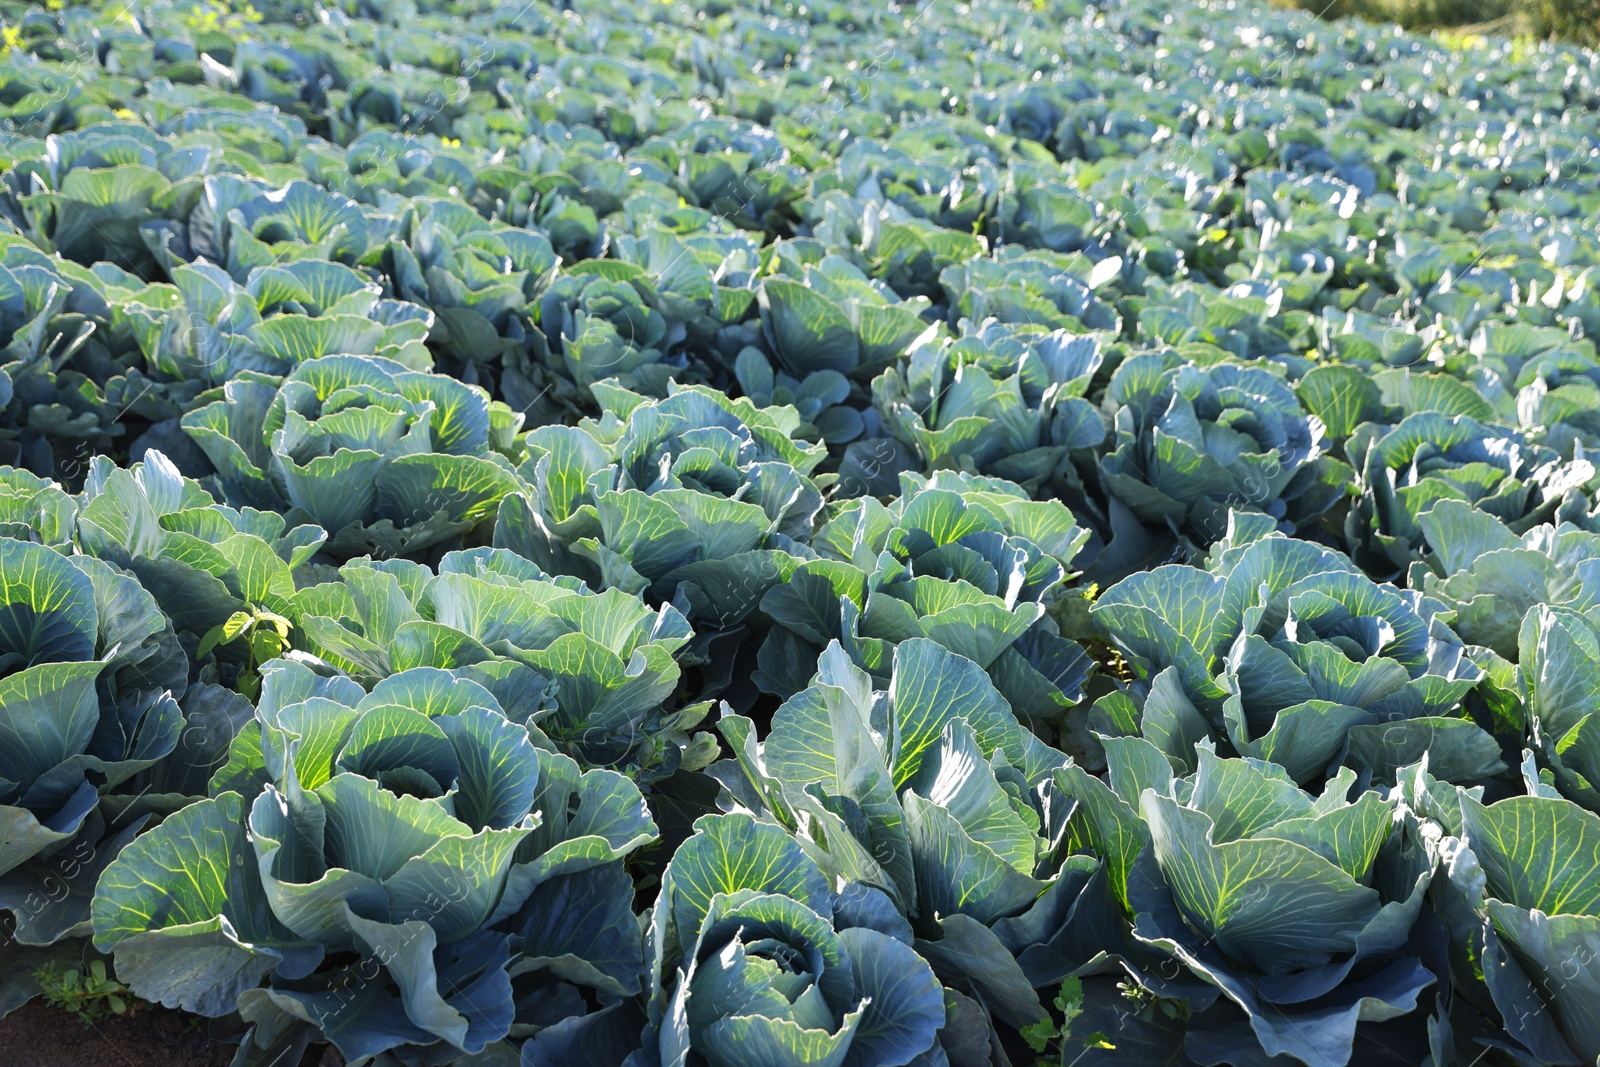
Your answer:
0,998 -> 356,1067
0,999 -> 235,1067
0,1000 -> 345,1067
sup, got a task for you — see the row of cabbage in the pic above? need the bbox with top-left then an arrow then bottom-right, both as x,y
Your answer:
9,444 -> 1600,1067
0,0 -> 1599,1066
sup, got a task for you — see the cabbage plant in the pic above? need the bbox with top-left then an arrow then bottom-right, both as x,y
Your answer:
938,249 -> 1120,335
0,466 -> 74,544
7,123 -> 201,276
0,240 -> 125,474
93,662 -> 658,1066
734,346 -> 863,446
1059,741 -> 1438,1067
1410,500 -> 1600,659
758,253 -> 933,381
1514,604 -> 1600,812
1447,791 -> 1600,1066
1100,351 -> 1341,543
182,176 -> 397,277
635,812 -> 949,1067
672,117 -> 807,231
0,534 -> 189,957
710,640 -> 1112,1039
758,471 -> 1093,728
293,548 -> 714,779
181,354 -> 522,558
389,198 -> 558,368
498,382 -> 825,652
121,260 -> 433,395
1345,412 -> 1596,578
872,320 -> 1107,488
1093,514 -> 1493,785
73,450 -> 325,643
538,264 -> 682,395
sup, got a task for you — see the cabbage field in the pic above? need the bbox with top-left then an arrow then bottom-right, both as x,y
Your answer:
2,0 -> 1600,1064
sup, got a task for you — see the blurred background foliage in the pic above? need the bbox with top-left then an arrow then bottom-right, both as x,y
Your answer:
1275,0 -> 1598,47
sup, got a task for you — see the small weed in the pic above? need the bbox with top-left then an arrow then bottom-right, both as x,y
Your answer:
35,960 -> 137,1026
1020,977 -> 1114,1063
197,606 -> 292,700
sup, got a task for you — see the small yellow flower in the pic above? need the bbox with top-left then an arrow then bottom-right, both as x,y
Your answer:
2,25 -> 21,51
